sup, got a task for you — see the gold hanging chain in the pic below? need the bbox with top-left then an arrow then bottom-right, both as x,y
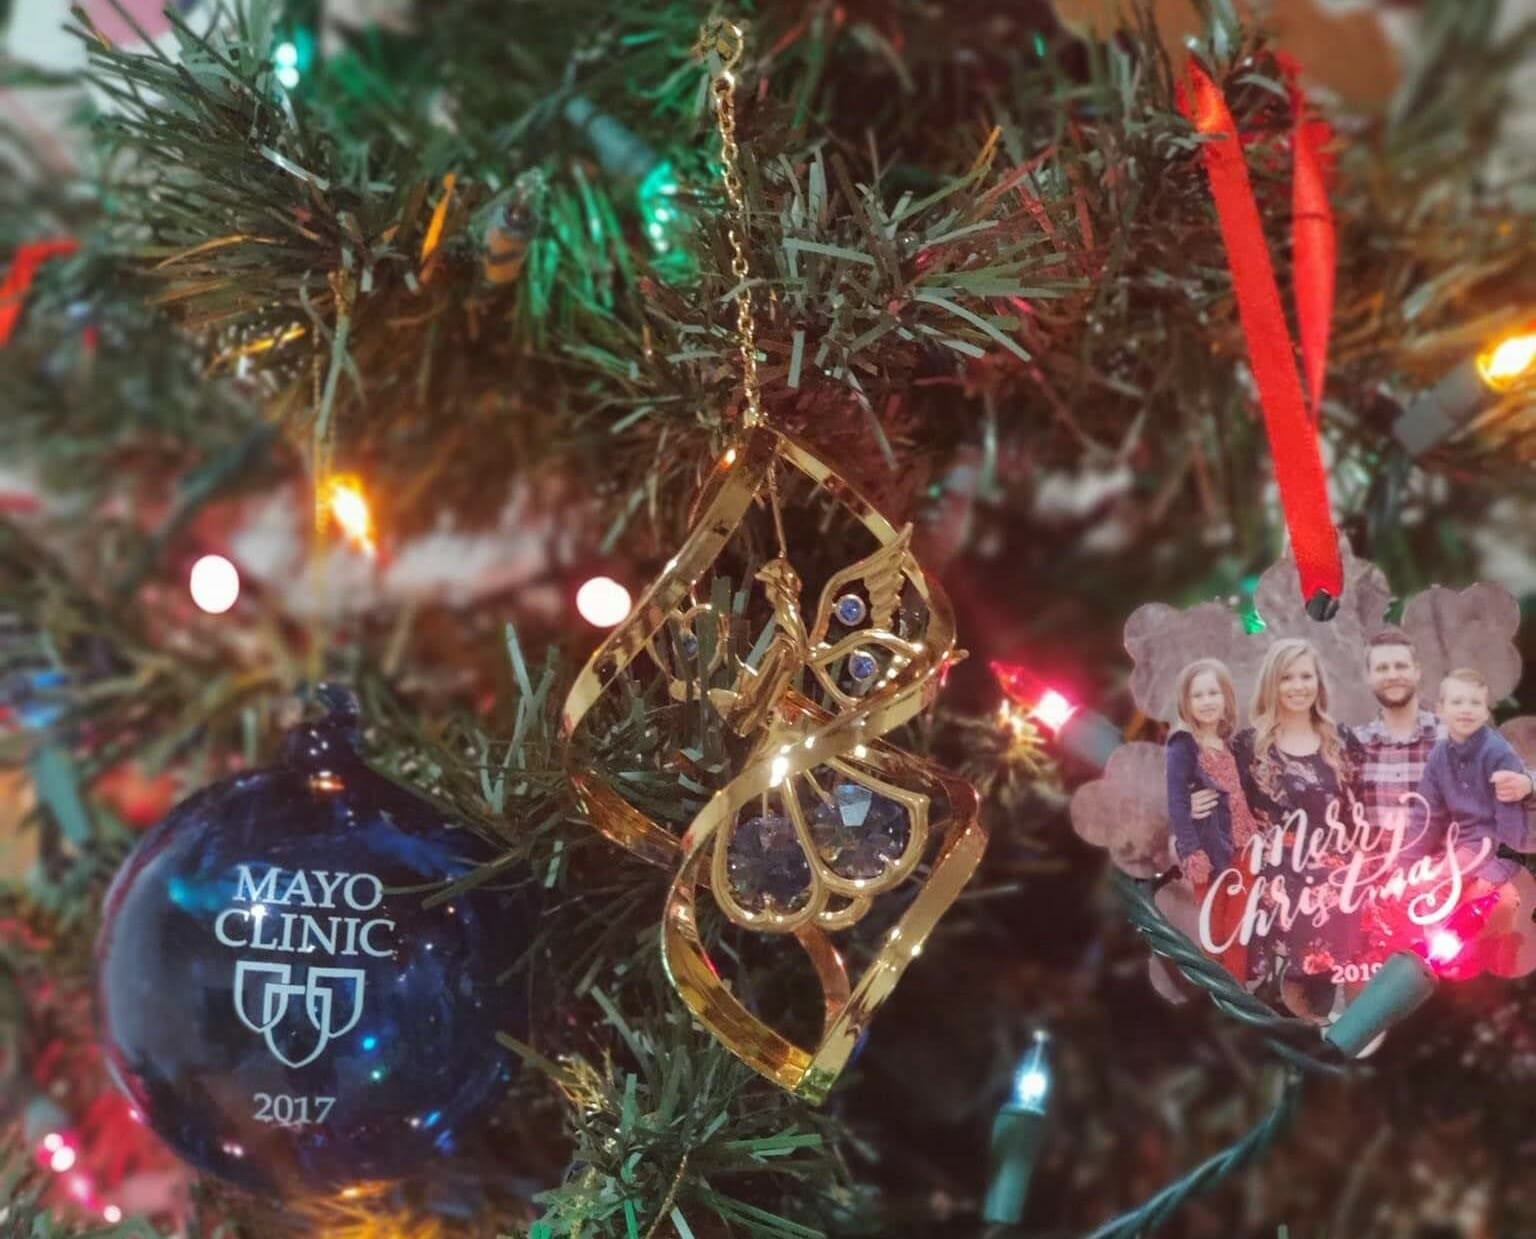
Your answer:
696,19 -> 763,428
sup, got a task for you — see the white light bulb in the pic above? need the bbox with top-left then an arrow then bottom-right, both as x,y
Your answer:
1011,1030 -> 1052,1111
1031,689 -> 1077,734
103,1206 -> 123,1224
576,576 -> 632,628
189,554 -> 240,614
1015,1069 -> 1049,1105
49,1145 -> 76,1173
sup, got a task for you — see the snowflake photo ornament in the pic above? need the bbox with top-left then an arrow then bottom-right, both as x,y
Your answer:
1071,546 -> 1536,1032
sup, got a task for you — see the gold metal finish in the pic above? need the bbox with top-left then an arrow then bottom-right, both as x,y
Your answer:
667,722 -> 982,1102
558,23 -> 985,1102
562,425 -> 986,1102
694,18 -> 762,427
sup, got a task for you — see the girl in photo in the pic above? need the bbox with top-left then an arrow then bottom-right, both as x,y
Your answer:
1235,638 -> 1363,1023
1167,659 -> 1262,983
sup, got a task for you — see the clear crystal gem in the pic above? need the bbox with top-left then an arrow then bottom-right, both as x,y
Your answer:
848,649 -> 878,682
809,782 -> 912,880
725,813 -> 811,912
835,593 -> 868,626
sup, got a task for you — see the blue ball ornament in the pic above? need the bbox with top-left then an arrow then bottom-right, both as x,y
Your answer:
96,688 -> 534,1196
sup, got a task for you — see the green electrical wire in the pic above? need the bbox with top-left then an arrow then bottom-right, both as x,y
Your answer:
1112,873 -> 1355,1076
1066,872 -> 1367,1239
1082,1065 -> 1303,1239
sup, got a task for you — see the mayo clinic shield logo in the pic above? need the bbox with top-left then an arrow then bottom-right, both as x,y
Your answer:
234,961 -> 366,1068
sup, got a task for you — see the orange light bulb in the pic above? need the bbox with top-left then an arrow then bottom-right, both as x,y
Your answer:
322,475 -> 377,558
1477,328 -> 1536,391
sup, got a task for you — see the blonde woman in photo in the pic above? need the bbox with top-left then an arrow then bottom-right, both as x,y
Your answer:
1165,659 -> 1263,983
1234,638 -> 1363,1024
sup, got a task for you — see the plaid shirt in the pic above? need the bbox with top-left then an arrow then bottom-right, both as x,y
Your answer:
1352,709 -> 1536,830
1349,709 -> 1442,826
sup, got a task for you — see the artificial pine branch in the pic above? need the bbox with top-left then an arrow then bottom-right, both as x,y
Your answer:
1,1 -> 1535,1236
505,976 -> 862,1239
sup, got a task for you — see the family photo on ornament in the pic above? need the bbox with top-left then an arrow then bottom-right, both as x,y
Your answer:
1166,630 -> 1535,1024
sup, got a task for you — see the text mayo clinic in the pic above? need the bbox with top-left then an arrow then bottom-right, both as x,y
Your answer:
214,865 -> 397,959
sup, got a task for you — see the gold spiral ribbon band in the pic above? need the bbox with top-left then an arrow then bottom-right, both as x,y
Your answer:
563,424 -> 986,1101
665,691 -> 983,1101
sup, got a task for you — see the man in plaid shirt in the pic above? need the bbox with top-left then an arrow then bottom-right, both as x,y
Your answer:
1351,629 -> 1532,843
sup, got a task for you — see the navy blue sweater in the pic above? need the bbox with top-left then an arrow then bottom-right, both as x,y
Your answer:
1166,731 -> 1236,874
1417,724 -> 1526,883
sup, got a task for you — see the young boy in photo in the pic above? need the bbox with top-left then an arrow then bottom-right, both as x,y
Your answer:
1417,668 -> 1527,884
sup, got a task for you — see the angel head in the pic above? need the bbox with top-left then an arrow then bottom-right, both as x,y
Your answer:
755,558 -> 805,616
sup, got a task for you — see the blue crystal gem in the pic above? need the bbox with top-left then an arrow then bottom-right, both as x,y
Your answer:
725,814 -> 812,912
848,650 -> 879,682
678,632 -> 700,659
835,593 -> 867,627
809,782 -> 912,880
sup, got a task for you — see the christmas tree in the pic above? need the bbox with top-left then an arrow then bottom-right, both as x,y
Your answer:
2,0 -> 1536,1234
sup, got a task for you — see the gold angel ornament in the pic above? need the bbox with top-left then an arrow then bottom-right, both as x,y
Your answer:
560,22 -> 984,1103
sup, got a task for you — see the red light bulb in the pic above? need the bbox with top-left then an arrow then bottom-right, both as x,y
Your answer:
1032,689 -> 1077,734
991,661 -> 1079,735
1418,888 -> 1502,979
991,660 -> 1039,707
1425,929 -> 1463,968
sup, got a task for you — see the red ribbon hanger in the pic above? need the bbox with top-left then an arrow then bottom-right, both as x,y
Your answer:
1275,52 -> 1336,421
0,238 -> 80,346
1178,59 -> 1342,615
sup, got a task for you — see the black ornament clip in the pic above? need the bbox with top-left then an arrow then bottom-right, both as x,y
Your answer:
1304,589 -> 1340,623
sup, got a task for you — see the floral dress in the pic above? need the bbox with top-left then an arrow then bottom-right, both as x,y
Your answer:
1197,742 -> 1264,981
1233,729 -> 1364,978
1197,745 -> 1263,858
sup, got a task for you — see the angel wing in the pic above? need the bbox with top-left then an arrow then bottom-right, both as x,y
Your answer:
810,525 -> 913,642
801,525 -> 931,709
